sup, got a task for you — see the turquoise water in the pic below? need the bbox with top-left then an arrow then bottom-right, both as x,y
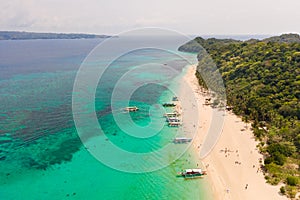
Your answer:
0,37 -> 212,199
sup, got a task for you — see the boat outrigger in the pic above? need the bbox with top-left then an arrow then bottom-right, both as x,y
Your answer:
124,106 -> 139,112
178,169 -> 207,178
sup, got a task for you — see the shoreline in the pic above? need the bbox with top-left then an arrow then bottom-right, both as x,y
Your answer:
179,65 -> 288,200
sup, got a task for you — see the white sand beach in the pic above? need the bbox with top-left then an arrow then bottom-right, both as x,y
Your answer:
180,65 -> 288,200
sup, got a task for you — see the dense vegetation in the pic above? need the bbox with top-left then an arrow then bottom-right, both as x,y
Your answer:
179,33 -> 300,198
0,31 -> 112,40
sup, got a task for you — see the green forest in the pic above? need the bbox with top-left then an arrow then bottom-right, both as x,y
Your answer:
179,34 -> 300,198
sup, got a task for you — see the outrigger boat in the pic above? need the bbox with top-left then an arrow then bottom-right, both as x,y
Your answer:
168,121 -> 181,127
178,169 -> 207,178
166,117 -> 180,122
163,112 -> 180,117
173,137 -> 192,144
162,103 -> 176,107
124,106 -> 139,112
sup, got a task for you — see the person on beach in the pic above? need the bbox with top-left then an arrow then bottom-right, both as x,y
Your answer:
245,184 -> 248,189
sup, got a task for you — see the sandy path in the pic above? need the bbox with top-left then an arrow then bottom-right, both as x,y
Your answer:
180,65 -> 287,200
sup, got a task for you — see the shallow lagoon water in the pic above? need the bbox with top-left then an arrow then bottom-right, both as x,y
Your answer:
0,37 -> 212,199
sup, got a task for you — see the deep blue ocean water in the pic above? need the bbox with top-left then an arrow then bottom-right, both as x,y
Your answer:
0,36 -> 214,199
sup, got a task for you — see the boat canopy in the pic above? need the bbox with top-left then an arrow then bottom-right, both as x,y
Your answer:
185,169 -> 202,173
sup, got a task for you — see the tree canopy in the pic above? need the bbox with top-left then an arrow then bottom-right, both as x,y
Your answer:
179,33 -> 300,198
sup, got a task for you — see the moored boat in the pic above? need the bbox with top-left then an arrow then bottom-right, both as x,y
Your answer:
163,112 -> 180,117
166,117 -> 180,122
178,169 -> 207,178
124,106 -> 139,112
162,103 -> 176,107
173,137 -> 192,144
168,121 -> 181,127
